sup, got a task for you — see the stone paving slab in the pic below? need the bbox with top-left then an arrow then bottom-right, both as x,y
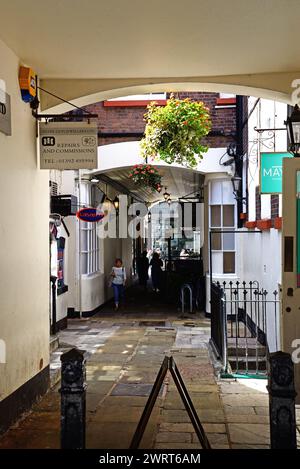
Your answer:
225,414 -> 270,424
228,423 -> 270,445
192,432 -> 229,445
161,409 -> 226,423
111,383 -> 163,397
224,405 -> 257,415
162,393 -> 222,410
0,298 -> 275,450
159,422 -> 226,434
103,396 -> 158,408
222,394 -> 269,407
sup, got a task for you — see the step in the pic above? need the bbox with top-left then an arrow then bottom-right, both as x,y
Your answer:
50,335 -> 59,353
229,356 -> 267,371
227,337 -> 265,345
227,346 -> 267,357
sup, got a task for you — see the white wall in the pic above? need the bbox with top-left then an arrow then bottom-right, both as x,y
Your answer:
239,228 -> 281,351
0,39 -> 49,400
247,97 -> 286,221
94,141 -> 233,175
51,171 -> 134,315
240,97 -> 287,350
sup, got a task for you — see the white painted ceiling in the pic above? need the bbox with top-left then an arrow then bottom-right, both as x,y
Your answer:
95,165 -> 203,204
0,0 -> 299,79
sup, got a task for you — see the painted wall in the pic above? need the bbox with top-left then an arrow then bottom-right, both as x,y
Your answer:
96,141 -> 234,175
50,170 -> 134,315
239,97 -> 287,351
239,229 -> 281,351
0,38 -> 49,401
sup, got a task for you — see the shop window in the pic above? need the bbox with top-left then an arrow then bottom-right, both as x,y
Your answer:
79,183 -> 101,276
209,180 -> 236,275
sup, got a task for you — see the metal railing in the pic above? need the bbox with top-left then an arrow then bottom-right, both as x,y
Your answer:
210,282 -> 226,364
130,356 -> 211,449
210,280 -> 281,376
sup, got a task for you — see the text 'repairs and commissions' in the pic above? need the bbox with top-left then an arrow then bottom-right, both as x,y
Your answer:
39,122 -> 98,170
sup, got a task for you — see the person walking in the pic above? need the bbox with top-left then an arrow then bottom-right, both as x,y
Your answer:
137,250 -> 149,290
150,252 -> 163,292
110,258 -> 126,311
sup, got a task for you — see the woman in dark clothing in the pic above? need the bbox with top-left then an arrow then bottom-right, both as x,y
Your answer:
137,251 -> 149,290
150,252 -> 163,292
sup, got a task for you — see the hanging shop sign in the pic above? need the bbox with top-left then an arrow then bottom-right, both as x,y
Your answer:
0,89 -> 12,136
39,122 -> 98,170
76,208 -> 105,222
260,152 -> 293,194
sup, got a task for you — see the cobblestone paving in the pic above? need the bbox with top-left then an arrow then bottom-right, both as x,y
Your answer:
0,288 -> 298,449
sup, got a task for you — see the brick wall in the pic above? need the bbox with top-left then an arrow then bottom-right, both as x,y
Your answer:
271,194 -> 279,219
255,186 -> 261,220
82,92 -> 237,147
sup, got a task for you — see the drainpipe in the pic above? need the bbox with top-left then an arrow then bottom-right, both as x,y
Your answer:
78,169 -> 82,319
236,96 -> 244,228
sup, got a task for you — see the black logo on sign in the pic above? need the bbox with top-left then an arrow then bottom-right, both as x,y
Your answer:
42,136 -> 55,146
0,102 -> 6,115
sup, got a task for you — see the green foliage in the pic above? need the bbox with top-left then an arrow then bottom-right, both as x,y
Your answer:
140,96 -> 211,168
129,164 -> 162,192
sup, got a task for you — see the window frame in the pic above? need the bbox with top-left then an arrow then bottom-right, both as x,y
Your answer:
209,180 -> 237,276
78,182 -> 101,277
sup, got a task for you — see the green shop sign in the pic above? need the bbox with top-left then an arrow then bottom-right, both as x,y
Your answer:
260,152 -> 292,194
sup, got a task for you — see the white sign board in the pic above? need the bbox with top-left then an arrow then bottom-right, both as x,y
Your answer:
39,122 -> 98,170
0,90 -> 12,136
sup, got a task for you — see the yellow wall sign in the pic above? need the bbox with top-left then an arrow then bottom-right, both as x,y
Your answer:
19,66 -> 36,103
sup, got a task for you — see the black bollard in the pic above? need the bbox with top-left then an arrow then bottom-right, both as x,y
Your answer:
60,348 -> 86,449
50,276 -> 57,335
268,351 -> 297,449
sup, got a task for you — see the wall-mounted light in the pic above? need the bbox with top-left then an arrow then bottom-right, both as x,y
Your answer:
113,196 -> 119,211
90,177 -> 99,183
231,174 -> 246,204
231,174 -> 241,195
148,211 -> 151,223
163,187 -> 170,201
167,197 -> 172,205
285,104 -> 300,157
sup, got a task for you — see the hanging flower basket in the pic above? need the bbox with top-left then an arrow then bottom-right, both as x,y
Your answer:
129,164 -> 162,192
140,95 -> 211,168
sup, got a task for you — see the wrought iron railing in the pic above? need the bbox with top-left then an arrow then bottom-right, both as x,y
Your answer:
210,280 -> 281,376
210,282 -> 226,364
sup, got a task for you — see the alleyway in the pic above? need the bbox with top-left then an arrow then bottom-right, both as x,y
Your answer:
0,286 -> 298,450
